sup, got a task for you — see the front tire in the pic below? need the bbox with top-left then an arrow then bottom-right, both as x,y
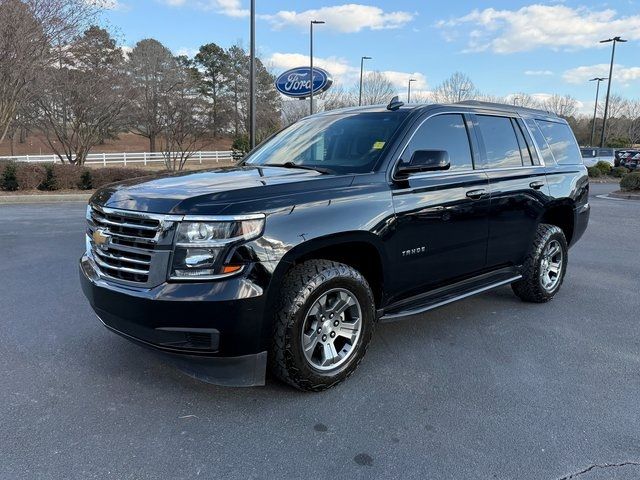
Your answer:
512,224 -> 568,303
270,260 -> 375,391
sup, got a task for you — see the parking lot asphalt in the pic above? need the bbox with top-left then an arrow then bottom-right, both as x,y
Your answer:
1,183 -> 639,480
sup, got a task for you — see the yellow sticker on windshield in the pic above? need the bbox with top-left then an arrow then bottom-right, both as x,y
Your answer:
373,141 -> 385,150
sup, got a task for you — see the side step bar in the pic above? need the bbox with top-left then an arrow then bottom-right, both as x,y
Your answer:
379,270 -> 522,323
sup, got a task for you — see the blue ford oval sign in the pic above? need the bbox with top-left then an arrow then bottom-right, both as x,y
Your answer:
275,67 -> 333,98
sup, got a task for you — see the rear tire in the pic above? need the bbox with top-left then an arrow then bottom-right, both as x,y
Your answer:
270,260 -> 375,392
512,224 -> 568,303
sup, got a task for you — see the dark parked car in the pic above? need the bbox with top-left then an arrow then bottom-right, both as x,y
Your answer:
622,152 -> 640,171
80,99 -> 590,391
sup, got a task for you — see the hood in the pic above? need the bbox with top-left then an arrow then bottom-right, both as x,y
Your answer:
91,165 -> 354,215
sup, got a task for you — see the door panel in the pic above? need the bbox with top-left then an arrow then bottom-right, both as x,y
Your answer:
470,113 -> 550,268
390,171 -> 490,300
485,168 -> 549,267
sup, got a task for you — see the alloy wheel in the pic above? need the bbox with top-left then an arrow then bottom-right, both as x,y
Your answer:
301,288 -> 363,371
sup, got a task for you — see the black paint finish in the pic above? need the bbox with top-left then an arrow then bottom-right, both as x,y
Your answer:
81,102 -> 590,385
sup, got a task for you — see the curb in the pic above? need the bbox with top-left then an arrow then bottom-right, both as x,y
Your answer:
0,193 -> 92,204
608,190 -> 640,201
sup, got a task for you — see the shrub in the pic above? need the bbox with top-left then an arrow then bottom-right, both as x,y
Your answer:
620,172 -> 640,191
232,134 -> 249,161
79,169 -> 93,190
1,161 -> 18,191
90,168 -> 150,189
15,163 -> 47,190
611,166 -> 628,178
595,161 -> 612,175
587,166 -> 602,178
39,163 -> 56,191
51,164 -> 86,190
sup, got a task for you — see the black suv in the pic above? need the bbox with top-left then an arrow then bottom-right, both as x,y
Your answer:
80,100 -> 590,391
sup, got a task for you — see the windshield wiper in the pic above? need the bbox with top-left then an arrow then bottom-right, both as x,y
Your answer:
271,162 -> 335,175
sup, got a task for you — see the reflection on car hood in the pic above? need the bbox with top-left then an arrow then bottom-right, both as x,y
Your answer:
90,165 -> 354,215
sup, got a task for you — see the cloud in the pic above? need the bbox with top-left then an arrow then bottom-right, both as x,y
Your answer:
263,4 -> 414,33
160,1 -> 414,29
376,71 -> 427,91
162,0 -> 248,17
88,0 -> 124,9
176,47 -> 200,57
563,64 -> 640,85
524,70 -> 554,76
266,52 -> 427,91
267,53 -> 357,84
438,5 -> 640,53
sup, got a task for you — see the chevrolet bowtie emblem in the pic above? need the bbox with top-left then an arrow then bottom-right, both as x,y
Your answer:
93,229 -> 110,248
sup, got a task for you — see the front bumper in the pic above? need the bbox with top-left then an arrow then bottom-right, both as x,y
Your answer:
80,255 -> 270,386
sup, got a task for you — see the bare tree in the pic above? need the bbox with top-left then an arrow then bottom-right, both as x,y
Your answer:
409,91 -> 434,104
432,72 -> 478,103
127,39 -> 180,152
159,60 -> 210,171
359,71 -> 396,105
361,71 -> 396,105
31,26 -> 131,164
0,0 -> 98,144
543,94 -> 578,118
281,100 -> 308,127
320,86 -> 355,111
598,94 -> 628,142
624,99 -> 640,145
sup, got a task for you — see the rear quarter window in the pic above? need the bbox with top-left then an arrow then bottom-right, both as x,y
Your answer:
535,120 -> 582,165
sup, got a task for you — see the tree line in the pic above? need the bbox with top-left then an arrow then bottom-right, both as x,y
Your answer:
291,71 -> 640,148
0,0 -> 281,169
2,0 -> 639,171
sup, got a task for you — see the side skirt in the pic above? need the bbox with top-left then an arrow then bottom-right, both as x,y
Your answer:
379,267 -> 522,323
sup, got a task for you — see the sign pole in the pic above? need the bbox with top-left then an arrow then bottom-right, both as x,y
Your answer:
309,20 -> 325,115
249,0 -> 256,150
310,21 -> 314,115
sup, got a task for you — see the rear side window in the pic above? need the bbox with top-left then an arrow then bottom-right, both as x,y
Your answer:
581,148 -> 597,159
524,119 -> 555,164
475,115 -> 523,168
402,114 -> 473,171
535,120 -> 582,165
513,120 -> 534,166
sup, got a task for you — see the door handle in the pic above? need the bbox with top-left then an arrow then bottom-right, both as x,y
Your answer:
529,181 -> 545,190
466,189 -> 486,200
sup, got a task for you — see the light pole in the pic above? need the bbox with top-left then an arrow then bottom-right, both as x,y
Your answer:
358,56 -> 372,106
249,0 -> 256,149
589,77 -> 607,147
599,36 -> 626,147
309,20 -> 325,115
407,78 -> 416,103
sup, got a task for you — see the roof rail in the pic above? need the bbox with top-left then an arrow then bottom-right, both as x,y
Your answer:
456,100 -> 557,116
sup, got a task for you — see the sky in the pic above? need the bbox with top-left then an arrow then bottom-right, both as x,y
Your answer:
101,0 -> 640,114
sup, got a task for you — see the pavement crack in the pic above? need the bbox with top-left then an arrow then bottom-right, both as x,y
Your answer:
558,461 -> 640,479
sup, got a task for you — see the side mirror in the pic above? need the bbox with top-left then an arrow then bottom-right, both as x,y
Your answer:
397,150 -> 451,177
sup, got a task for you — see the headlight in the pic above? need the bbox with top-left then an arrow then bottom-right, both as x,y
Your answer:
170,215 -> 265,280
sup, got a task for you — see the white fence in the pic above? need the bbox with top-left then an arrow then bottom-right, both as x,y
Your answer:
0,151 -> 234,166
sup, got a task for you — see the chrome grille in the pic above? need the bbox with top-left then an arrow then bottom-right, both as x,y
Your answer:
86,205 -> 180,286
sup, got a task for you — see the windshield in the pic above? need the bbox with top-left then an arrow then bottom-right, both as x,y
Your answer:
244,111 -> 409,174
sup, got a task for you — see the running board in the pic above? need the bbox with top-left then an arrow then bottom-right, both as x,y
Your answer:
379,271 -> 522,323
